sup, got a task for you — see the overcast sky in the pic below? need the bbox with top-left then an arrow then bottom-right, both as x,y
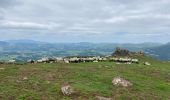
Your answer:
0,0 -> 170,43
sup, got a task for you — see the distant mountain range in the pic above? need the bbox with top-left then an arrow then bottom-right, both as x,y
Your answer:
0,40 -> 169,61
145,43 -> 170,60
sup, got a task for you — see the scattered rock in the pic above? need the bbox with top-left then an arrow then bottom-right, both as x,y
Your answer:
61,84 -> 73,96
46,81 -> 50,84
112,77 -> 132,87
105,66 -> 109,68
144,62 -> 151,66
16,80 -> 22,83
96,96 -> 112,100
23,77 -> 28,80
0,68 -> 5,70
7,60 -> 16,64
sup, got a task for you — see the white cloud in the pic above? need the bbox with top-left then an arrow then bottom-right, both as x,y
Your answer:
0,0 -> 170,43
0,20 -> 61,30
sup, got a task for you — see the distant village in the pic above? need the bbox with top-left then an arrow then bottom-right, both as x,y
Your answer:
0,48 -> 151,65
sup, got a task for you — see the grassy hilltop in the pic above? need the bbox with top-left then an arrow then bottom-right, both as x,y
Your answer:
0,56 -> 170,100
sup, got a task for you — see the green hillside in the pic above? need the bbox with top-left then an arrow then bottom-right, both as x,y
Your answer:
145,43 -> 170,60
0,56 -> 170,100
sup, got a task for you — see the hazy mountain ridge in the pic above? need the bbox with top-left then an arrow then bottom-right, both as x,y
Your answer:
0,40 -> 168,61
145,43 -> 170,60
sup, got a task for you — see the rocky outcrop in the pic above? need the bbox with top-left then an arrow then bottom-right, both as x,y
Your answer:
112,48 -> 130,57
112,47 -> 144,57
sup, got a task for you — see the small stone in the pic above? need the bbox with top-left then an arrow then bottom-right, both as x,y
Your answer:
61,84 -> 73,96
0,68 -> 5,70
96,96 -> 112,100
116,62 -> 120,64
105,66 -> 109,68
126,62 -> 132,64
23,77 -> 28,80
16,80 -> 22,83
46,81 -> 50,84
112,77 -> 132,87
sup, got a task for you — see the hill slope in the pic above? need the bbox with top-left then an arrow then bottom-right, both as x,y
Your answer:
0,56 -> 170,100
145,43 -> 170,60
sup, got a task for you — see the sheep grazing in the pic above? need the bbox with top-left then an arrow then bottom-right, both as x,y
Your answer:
144,62 -> 151,66
26,56 -> 140,64
93,60 -> 98,63
110,57 -> 139,64
64,60 -> 69,64
131,59 -> 139,64
27,59 -> 35,63
55,57 -> 64,63
68,57 -> 80,63
0,61 -> 4,64
6,60 -> 16,64
37,59 -> 43,63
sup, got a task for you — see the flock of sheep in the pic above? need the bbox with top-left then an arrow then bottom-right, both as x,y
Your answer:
26,56 -> 139,64
0,55 -> 148,65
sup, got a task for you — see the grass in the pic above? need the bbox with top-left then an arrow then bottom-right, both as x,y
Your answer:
0,56 -> 170,100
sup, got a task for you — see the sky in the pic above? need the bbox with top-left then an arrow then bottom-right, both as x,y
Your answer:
0,0 -> 170,43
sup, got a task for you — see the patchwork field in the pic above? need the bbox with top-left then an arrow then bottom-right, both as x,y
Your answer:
0,56 -> 170,100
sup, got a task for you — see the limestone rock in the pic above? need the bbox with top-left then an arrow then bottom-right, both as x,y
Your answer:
0,68 -> 5,70
112,77 -> 132,87
23,77 -> 28,80
96,96 -> 112,100
61,84 -> 73,96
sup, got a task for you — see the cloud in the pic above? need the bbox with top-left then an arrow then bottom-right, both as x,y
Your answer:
0,0 -> 170,43
0,20 -> 61,30
0,0 -> 19,8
